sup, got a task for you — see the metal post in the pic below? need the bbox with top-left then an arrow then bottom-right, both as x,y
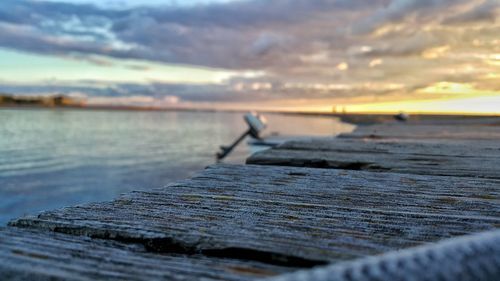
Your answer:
216,112 -> 267,161
216,129 -> 252,161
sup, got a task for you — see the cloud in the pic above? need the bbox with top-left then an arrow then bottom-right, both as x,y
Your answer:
443,0 -> 500,25
250,32 -> 289,56
352,0 -> 471,34
0,0 -> 389,68
0,0 -> 498,107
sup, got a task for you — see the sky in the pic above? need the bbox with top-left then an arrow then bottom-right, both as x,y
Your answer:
0,0 -> 499,114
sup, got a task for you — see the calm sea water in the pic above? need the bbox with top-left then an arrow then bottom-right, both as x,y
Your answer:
0,109 -> 354,224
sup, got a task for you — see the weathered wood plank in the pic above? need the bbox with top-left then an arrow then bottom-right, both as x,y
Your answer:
247,138 -> 500,179
340,123 -> 500,140
263,230 -> 500,281
10,164 -> 500,265
0,227 -> 291,281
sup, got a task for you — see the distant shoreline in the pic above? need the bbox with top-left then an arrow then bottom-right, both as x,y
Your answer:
2,104 -> 499,126
1,94 -> 499,119
2,103 -> 499,117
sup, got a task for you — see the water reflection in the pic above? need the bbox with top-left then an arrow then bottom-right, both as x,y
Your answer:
0,109 -> 354,224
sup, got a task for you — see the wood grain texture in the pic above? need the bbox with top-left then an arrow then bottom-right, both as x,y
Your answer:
0,227 -> 291,281
10,164 -> 500,266
263,230 -> 500,281
4,121 -> 500,280
247,138 -> 500,179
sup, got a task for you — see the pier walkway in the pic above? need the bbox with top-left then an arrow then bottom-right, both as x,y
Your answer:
1,117 -> 500,280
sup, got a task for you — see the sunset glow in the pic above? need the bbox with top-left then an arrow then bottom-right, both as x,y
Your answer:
344,95 -> 500,115
0,0 -> 498,114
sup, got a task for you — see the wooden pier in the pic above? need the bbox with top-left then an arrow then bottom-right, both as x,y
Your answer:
1,117 -> 500,280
